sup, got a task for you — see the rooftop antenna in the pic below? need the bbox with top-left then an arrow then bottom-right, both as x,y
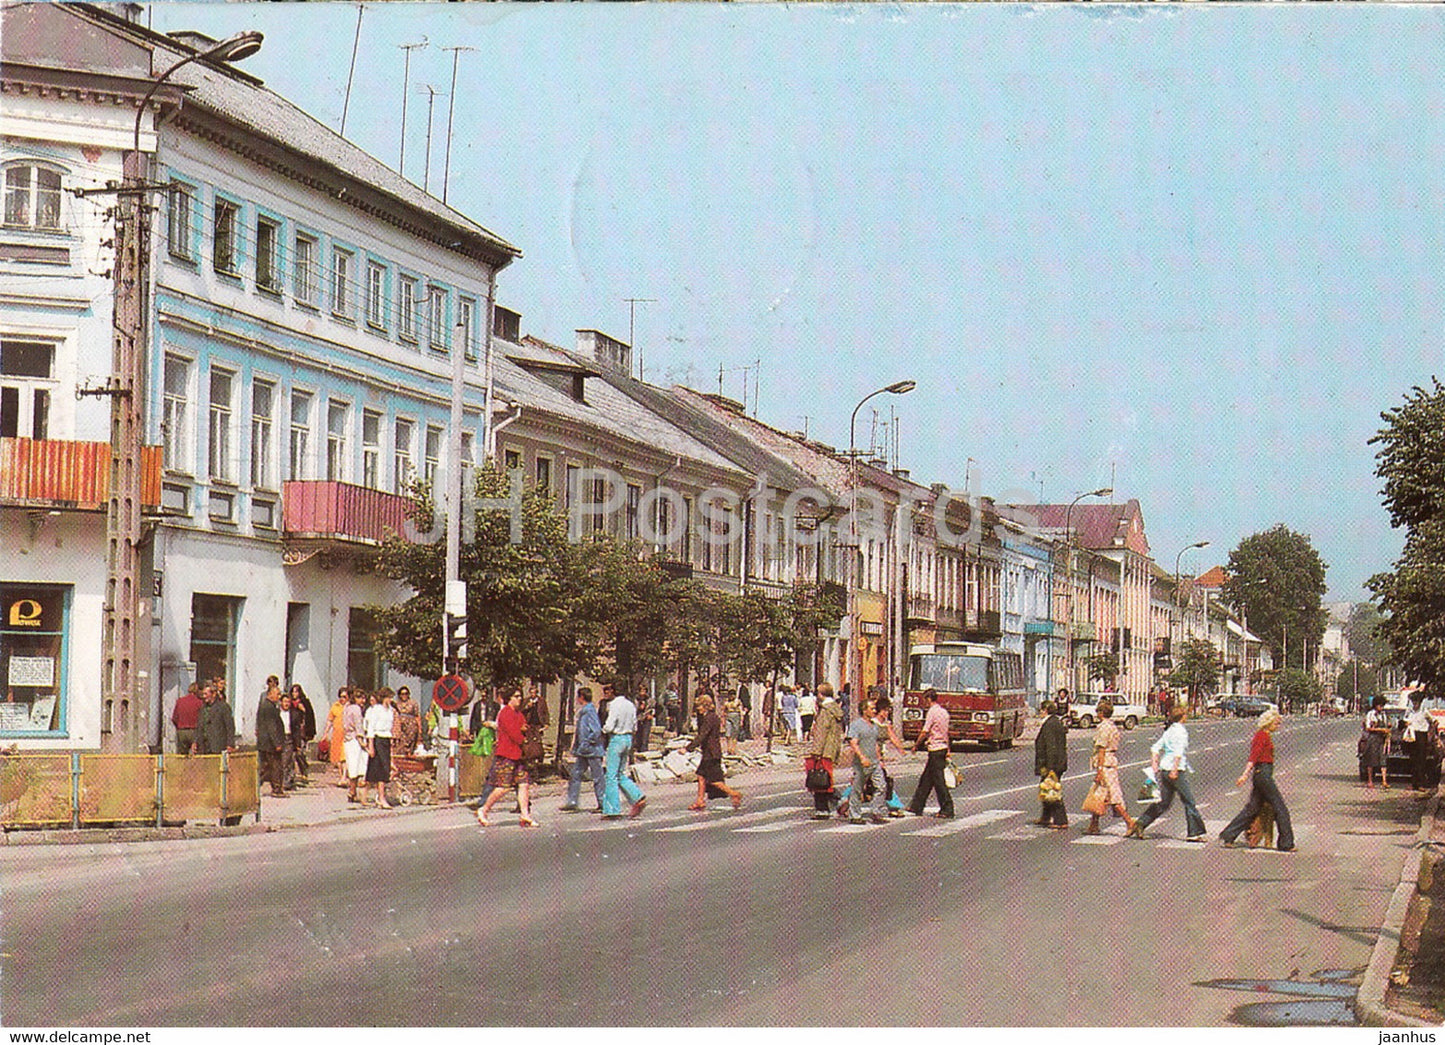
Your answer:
622,297 -> 656,382
339,4 -> 364,139
397,39 -> 428,177
440,46 -> 476,204
417,83 -> 444,193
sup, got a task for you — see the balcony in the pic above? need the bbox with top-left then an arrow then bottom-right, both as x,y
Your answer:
282,480 -> 411,547
906,593 -> 935,625
1068,619 -> 1096,641
0,438 -> 162,510
964,608 -> 1002,640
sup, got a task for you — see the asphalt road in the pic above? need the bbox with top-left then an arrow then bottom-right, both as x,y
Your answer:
0,716 -> 1423,1026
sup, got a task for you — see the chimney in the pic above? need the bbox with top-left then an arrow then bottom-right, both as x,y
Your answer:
892,468 -> 910,480
492,305 -> 520,343
577,329 -> 632,377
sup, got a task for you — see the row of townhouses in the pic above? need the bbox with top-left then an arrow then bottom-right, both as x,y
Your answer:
1,2 -> 1271,754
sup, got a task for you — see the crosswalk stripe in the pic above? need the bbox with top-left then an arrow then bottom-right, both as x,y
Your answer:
734,821 -> 794,833
655,806 -> 798,833
902,808 -> 1020,837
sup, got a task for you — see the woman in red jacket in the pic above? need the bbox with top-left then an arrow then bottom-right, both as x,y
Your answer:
1218,708 -> 1295,852
477,687 -> 539,828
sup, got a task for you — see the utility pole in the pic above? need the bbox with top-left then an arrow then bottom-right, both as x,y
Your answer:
440,46 -> 475,204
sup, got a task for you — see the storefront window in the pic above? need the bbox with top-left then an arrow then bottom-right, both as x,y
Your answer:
190,593 -> 242,695
0,585 -> 68,735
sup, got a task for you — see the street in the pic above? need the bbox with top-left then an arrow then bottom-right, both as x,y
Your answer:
0,716 -> 1420,1026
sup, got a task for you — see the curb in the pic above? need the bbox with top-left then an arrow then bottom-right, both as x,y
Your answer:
1354,791 -> 1441,1027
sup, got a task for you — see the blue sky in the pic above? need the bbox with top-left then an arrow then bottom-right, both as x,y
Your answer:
151,2 -> 1445,601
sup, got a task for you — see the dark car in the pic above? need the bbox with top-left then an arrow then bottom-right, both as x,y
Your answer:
1213,696 -> 1277,718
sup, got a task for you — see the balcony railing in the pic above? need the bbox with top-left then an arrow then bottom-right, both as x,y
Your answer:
906,593 -> 936,623
282,480 -> 411,546
964,608 -> 1002,638
0,438 -> 161,510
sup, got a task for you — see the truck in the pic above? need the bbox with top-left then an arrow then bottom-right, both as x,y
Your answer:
900,642 -> 1028,750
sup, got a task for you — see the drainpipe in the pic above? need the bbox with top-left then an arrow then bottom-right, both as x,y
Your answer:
487,402 -> 522,458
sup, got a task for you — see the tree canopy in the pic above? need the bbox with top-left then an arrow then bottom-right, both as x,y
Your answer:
1344,602 -> 1390,665
1219,525 -> 1328,671
1167,637 -> 1220,700
1369,378 -> 1445,696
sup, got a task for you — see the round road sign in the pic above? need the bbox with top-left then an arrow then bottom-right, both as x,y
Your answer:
432,674 -> 470,712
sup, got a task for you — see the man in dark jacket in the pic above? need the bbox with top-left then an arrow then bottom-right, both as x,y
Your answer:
195,685 -> 235,755
1034,695 -> 1069,828
255,686 -> 288,798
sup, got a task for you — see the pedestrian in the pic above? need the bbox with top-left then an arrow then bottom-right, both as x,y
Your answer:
521,686 -> 549,776
1219,708 -> 1296,852
739,684 -> 753,743
762,684 -> 776,739
908,688 -> 956,820
722,690 -> 742,756
194,683 -> 235,755
840,682 -> 852,725
392,685 -> 422,759
601,684 -> 647,819
343,689 -> 368,803
1084,700 -> 1137,836
806,682 -> 843,819
256,682 -> 288,799
171,682 -> 203,755
844,698 -> 890,824
289,683 -> 316,784
1033,698 -> 1068,829
1403,691 -> 1438,794
779,684 -> 799,744
362,688 -> 395,809
560,686 -> 606,813
597,683 -> 615,746
797,685 -> 817,739
325,687 -> 349,787
1128,704 -> 1205,841
686,692 -> 743,811
663,681 -> 681,735
871,696 -> 909,818
1362,694 -> 1391,790
278,690 -> 299,791
634,687 -> 655,759
477,687 -> 539,827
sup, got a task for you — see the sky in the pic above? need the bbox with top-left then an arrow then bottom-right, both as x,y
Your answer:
149,2 -> 1445,602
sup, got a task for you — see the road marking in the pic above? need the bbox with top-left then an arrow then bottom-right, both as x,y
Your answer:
902,808 -> 1020,837
655,806 -> 797,833
734,821 -> 794,833
817,818 -> 897,834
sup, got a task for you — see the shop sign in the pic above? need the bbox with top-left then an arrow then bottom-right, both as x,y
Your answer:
7,598 -> 47,629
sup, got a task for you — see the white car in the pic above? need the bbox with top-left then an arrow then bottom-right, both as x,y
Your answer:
1066,693 -> 1147,730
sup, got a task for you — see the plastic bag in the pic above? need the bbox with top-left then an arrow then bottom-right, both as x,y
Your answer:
469,724 -> 496,758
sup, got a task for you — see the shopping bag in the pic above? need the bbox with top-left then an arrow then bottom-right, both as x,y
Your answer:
1081,779 -> 1109,816
1038,770 -> 1062,804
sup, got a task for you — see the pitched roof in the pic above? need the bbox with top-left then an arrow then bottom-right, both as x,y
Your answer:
1012,498 -> 1151,556
1195,565 -> 1229,589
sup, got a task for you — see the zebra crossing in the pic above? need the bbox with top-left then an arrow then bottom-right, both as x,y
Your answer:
569,795 -> 1313,850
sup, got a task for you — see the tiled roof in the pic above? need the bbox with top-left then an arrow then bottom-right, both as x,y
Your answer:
1014,499 -> 1150,555
1195,565 -> 1229,589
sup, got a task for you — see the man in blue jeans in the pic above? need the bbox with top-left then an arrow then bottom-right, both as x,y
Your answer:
560,686 -> 606,813
601,687 -> 647,819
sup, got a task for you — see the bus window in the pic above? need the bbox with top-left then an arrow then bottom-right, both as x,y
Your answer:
911,653 -> 989,692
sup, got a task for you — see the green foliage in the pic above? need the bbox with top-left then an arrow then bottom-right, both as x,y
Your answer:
1274,666 -> 1322,713
1219,525 -> 1328,670
1344,602 -> 1390,665
1335,658 -> 1382,707
1167,637 -> 1220,698
1085,651 -> 1119,684
1370,377 -> 1445,531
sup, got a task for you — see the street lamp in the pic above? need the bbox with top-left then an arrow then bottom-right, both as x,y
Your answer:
102,31 -> 263,751
846,380 -> 915,716
1064,487 -> 1112,699
1172,540 -> 1210,708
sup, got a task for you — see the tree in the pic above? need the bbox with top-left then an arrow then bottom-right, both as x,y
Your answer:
1220,525 -> 1329,671
1335,658 -> 1381,710
1345,602 -> 1390,665
1275,666 -> 1322,714
1369,378 -> 1445,695
1085,651 -> 1119,687
1167,637 -> 1220,703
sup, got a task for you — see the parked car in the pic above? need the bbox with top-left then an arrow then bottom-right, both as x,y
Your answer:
1065,693 -> 1147,730
1212,696 -> 1277,718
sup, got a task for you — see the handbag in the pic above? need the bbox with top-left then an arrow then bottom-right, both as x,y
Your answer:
316,736 -> 330,761
1038,770 -> 1062,804
804,756 -> 831,792
1081,774 -> 1110,816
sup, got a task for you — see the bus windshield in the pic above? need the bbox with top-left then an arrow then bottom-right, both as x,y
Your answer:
910,654 -> 990,693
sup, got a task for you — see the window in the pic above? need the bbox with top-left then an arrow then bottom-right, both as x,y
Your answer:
503,448 -> 521,472
393,418 -> 415,493
347,608 -> 382,693
461,432 -> 475,469
288,390 -> 312,480
683,496 -> 694,564
212,199 -> 238,274
428,286 -> 447,350
0,339 -> 55,441
590,476 -> 607,533
423,425 -> 442,485
207,368 -> 235,483
398,275 -> 418,341
189,593 -> 242,697
365,261 -> 387,329
255,217 -> 279,292
167,182 -> 194,259
162,355 -> 192,472
250,379 -> 275,490
3,164 -> 62,231
294,233 -> 317,305
535,455 -> 552,495
0,585 -> 69,736
626,483 -> 641,540
458,297 -> 476,360
331,247 -> 353,317
361,410 -> 381,489
326,400 -> 349,482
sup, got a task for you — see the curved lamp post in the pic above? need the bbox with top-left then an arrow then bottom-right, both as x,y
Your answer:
846,380 -> 915,715
1173,540 -> 1211,703
1064,487 -> 1112,697
133,32 -> 265,154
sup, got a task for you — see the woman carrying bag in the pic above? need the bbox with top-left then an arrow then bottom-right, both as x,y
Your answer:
1084,700 -> 1137,836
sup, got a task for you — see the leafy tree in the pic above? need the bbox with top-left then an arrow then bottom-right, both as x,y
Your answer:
1219,525 -> 1329,671
1085,651 -> 1119,686
1345,602 -> 1390,665
1274,666 -> 1322,714
1335,658 -> 1381,709
1369,379 -> 1445,695
1167,637 -> 1220,702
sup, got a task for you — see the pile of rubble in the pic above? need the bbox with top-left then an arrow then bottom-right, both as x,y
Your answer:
630,739 -> 794,786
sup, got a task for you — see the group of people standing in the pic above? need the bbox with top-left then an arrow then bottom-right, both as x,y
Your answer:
322,684 -> 423,809
169,677 -> 237,756
255,676 -> 317,798
1033,690 -> 1295,851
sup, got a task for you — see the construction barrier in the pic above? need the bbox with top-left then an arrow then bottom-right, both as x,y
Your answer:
0,751 -> 260,830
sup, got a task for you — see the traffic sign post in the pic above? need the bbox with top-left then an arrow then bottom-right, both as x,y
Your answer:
433,674 -> 469,803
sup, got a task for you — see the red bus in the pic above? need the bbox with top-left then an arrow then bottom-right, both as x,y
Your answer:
900,642 -> 1028,750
